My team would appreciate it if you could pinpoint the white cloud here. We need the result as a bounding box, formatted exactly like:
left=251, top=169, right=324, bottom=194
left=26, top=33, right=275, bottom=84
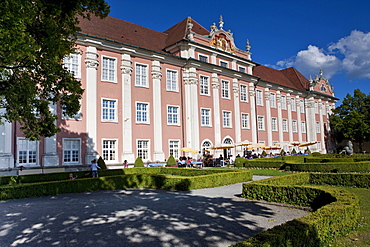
left=275, top=30, right=370, bottom=80
left=328, top=30, right=370, bottom=79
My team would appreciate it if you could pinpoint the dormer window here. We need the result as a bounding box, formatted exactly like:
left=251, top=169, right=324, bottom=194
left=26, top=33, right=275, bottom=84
left=220, top=61, right=228, bottom=68
left=320, top=84, right=327, bottom=92
left=199, top=54, right=208, bottom=63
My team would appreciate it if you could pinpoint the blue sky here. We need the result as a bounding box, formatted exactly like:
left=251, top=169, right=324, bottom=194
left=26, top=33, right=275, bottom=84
left=105, top=0, right=370, bottom=104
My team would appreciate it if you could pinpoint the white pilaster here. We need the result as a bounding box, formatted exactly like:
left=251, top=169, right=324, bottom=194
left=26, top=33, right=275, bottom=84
left=0, top=108, right=14, bottom=169
left=264, top=88, right=272, bottom=146
left=84, top=46, right=99, bottom=164
left=276, top=91, right=284, bottom=143
left=152, top=60, right=165, bottom=161
left=249, top=83, right=257, bottom=143
left=42, top=102, right=59, bottom=166
left=233, top=79, right=242, bottom=153
left=212, top=73, right=221, bottom=145
left=296, top=96, right=302, bottom=143
left=306, top=97, right=316, bottom=144
left=287, top=93, right=293, bottom=142
left=121, top=54, right=135, bottom=163
left=319, top=100, right=326, bottom=153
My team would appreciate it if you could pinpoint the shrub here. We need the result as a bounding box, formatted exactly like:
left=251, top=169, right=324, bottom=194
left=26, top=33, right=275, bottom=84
left=134, top=157, right=145, bottom=167
left=291, top=148, right=297, bottom=154
left=166, top=155, right=177, bottom=166
left=97, top=156, right=107, bottom=169
left=234, top=157, right=245, bottom=168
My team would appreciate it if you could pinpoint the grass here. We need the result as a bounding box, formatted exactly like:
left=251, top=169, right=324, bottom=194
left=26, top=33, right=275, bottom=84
left=329, top=188, right=370, bottom=247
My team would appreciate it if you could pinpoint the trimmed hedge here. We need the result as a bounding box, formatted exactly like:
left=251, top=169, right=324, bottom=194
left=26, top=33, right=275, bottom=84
left=309, top=173, right=370, bottom=188
left=283, top=161, right=370, bottom=173
left=0, top=168, right=253, bottom=200
left=234, top=173, right=363, bottom=246
left=304, top=157, right=354, bottom=163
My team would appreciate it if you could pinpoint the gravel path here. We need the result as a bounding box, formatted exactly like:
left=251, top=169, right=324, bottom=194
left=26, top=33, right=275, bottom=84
left=0, top=176, right=309, bottom=247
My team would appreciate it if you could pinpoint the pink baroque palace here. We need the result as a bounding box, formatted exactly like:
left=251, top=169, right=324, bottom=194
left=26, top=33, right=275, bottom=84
left=0, top=15, right=337, bottom=174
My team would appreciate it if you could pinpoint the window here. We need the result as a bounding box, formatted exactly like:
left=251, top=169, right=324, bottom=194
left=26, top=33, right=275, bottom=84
left=200, top=76, right=209, bottom=95
left=321, top=103, right=326, bottom=116
left=291, top=98, right=296, bottom=111
left=18, top=138, right=37, bottom=165
left=135, top=64, right=148, bottom=87
left=102, top=99, right=117, bottom=122
left=256, top=90, right=263, bottom=106
left=239, top=66, right=246, bottom=73
left=240, top=85, right=248, bottom=102
left=62, top=100, right=82, bottom=120
left=241, top=113, right=249, bottom=129
left=166, top=70, right=178, bottom=91
left=202, top=141, right=212, bottom=152
left=199, top=55, right=208, bottom=63
left=314, top=101, right=318, bottom=114
left=281, top=95, right=287, bottom=110
left=201, top=108, right=211, bottom=126
left=221, top=80, right=230, bottom=99
left=257, top=116, right=264, bottom=130
left=103, top=140, right=117, bottom=162
left=223, top=111, right=231, bottom=128
left=316, top=122, right=321, bottom=133
left=63, top=139, right=80, bottom=164
left=136, top=102, right=149, bottom=123
left=220, top=61, right=228, bottom=68
left=102, top=57, right=116, bottom=82
left=137, top=140, right=149, bottom=160
left=292, top=120, right=297, bottom=132
left=63, top=53, right=80, bottom=78
left=270, top=93, right=276, bottom=108
left=282, top=119, right=288, bottom=132
left=272, top=117, right=277, bottom=131
left=167, top=106, right=179, bottom=125
left=301, top=121, right=306, bottom=133
left=169, top=140, right=180, bottom=158
left=300, top=100, right=305, bottom=113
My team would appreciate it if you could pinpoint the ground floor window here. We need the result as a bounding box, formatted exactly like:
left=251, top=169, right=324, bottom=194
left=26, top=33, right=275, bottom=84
left=63, top=139, right=80, bottom=164
left=102, top=140, right=117, bottom=162
left=18, top=138, right=38, bottom=165
left=137, top=140, right=149, bottom=160
left=169, top=140, right=179, bottom=159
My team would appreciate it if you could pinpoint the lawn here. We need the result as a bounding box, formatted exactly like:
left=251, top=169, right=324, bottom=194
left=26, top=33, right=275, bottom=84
left=329, top=187, right=370, bottom=247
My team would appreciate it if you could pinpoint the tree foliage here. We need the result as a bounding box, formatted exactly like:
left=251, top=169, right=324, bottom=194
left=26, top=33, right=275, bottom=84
left=0, top=0, right=110, bottom=139
left=329, top=89, right=370, bottom=151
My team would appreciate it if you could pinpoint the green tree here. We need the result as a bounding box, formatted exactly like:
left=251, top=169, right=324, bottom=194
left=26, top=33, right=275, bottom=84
left=329, top=89, right=370, bottom=152
left=0, top=0, right=110, bottom=139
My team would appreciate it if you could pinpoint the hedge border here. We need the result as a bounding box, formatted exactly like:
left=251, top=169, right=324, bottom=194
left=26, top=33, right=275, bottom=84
left=233, top=173, right=364, bottom=246
left=0, top=168, right=253, bottom=200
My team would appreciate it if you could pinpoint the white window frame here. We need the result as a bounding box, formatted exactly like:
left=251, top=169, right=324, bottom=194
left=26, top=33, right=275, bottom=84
left=102, top=56, right=116, bottom=82
left=301, top=121, right=306, bottom=133
left=282, top=119, right=288, bottom=132
left=137, top=139, right=150, bottom=160
left=256, top=90, right=263, bottom=106
left=136, top=102, right=150, bottom=124
left=239, top=66, right=246, bottom=73
left=221, top=80, right=230, bottom=99
left=63, top=52, right=81, bottom=78
left=257, top=116, right=264, bottom=130
left=241, top=113, right=249, bottom=129
left=300, top=100, right=305, bottom=113
left=272, top=117, right=278, bottom=131
left=166, top=69, right=178, bottom=92
left=270, top=93, right=276, bottom=108
left=167, top=105, right=180, bottom=126
left=201, top=108, right=211, bottom=127
left=62, top=100, right=82, bottom=121
left=135, top=63, right=148, bottom=87
left=220, top=60, right=228, bottom=68
left=314, top=101, right=318, bottom=114
left=63, top=138, right=81, bottom=165
left=102, top=139, right=117, bottom=163
left=199, top=54, right=208, bottom=63
left=281, top=95, right=287, bottom=110
left=240, top=85, right=248, bottom=102
left=17, top=138, right=38, bottom=166
left=223, top=111, right=232, bottom=128
left=316, top=121, right=321, bottom=133
left=291, top=98, right=296, bottom=111
left=321, top=103, right=326, bottom=116
left=292, top=120, right=297, bottom=132
left=169, top=140, right=180, bottom=159
left=199, top=75, right=210, bottom=96
left=101, top=98, right=118, bottom=122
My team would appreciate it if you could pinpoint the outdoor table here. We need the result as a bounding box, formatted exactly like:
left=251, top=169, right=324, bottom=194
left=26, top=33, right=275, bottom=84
left=191, top=161, right=203, bottom=168
left=148, top=163, right=165, bottom=167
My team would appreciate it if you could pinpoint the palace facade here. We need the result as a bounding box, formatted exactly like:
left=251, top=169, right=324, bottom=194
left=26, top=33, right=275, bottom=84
left=0, top=15, right=337, bottom=170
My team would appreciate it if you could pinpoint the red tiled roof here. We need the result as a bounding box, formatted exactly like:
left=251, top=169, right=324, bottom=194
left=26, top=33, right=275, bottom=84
left=78, top=15, right=168, bottom=52
left=253, top=64, right=309, bottom=91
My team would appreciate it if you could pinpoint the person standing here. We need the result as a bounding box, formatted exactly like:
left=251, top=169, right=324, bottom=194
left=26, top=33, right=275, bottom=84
left=90, top=159, right=101, bottom=178
left=123, top=160, right=128, bottom=168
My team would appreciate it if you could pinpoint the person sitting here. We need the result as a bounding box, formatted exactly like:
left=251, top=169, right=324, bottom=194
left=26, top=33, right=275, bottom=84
left=68, top=173, right=77, bottom=180
left=186, top=157, right=193, bottom=168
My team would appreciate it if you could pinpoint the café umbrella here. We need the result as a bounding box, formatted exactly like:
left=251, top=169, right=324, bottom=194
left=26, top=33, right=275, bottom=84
left=180, top=147, right=197, bottom=153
